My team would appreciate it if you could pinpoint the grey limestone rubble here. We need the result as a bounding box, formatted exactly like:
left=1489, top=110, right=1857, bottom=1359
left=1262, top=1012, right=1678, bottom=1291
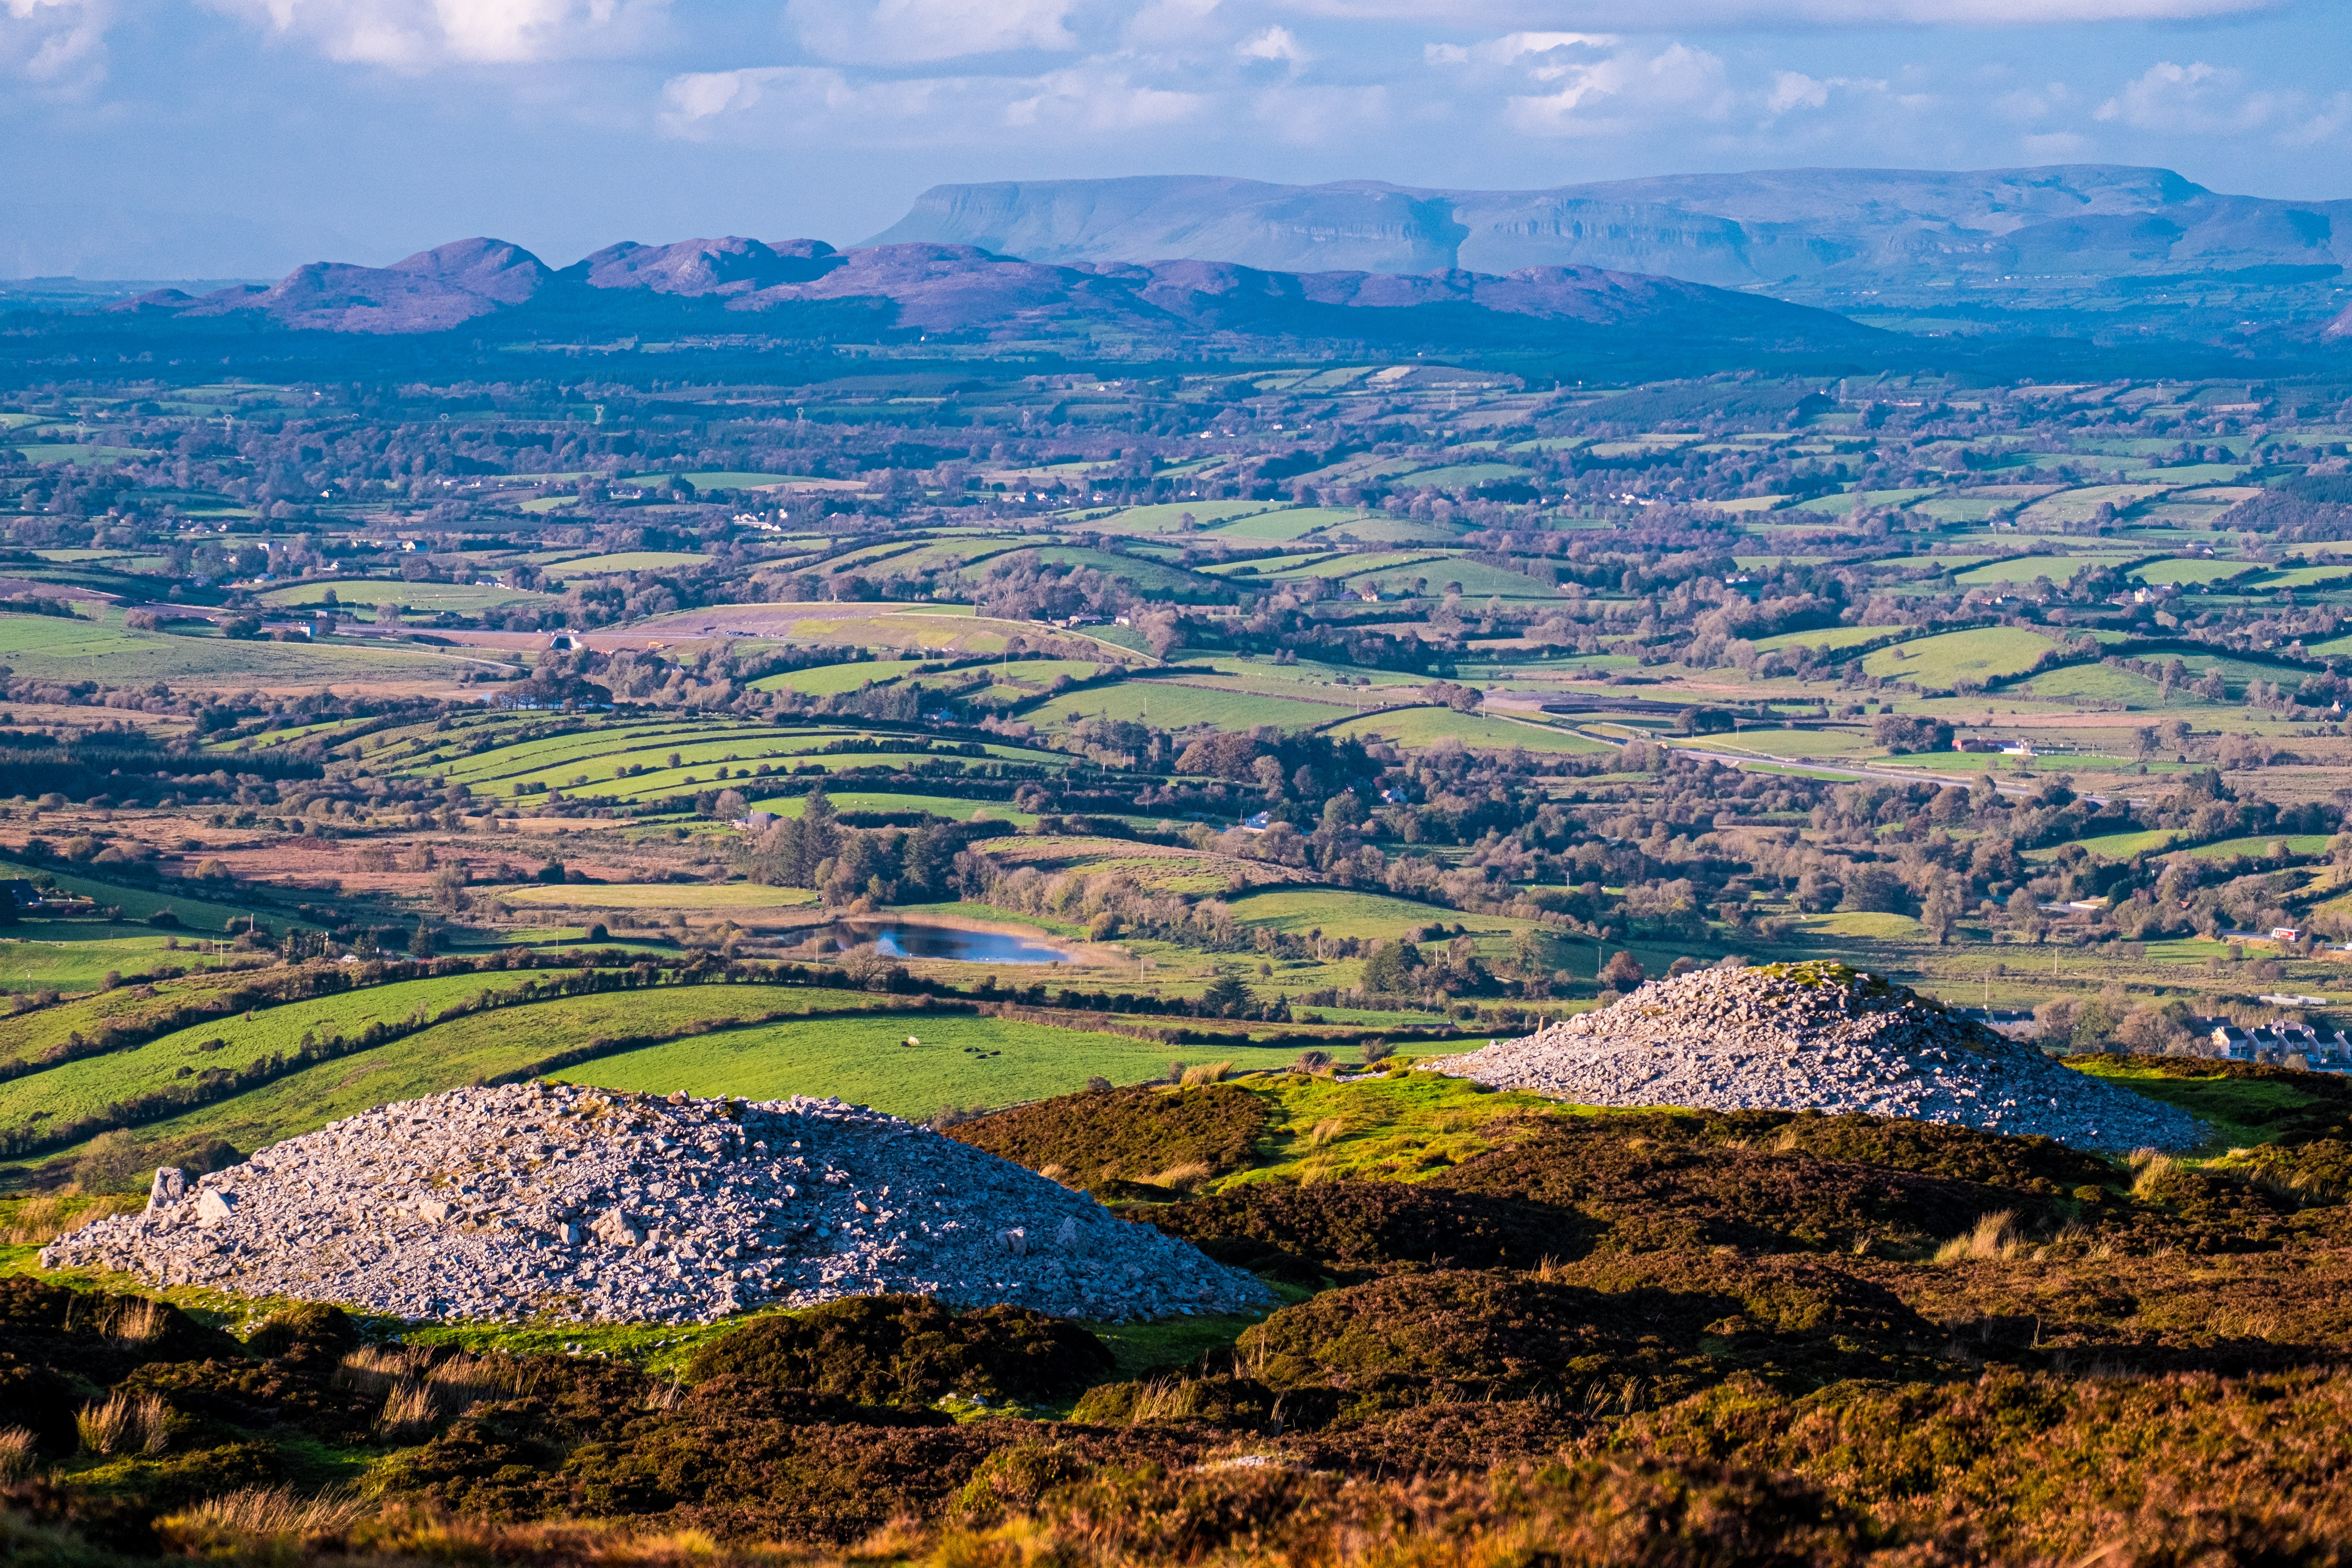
left=45, top=1083, right=1273, bottom=1326
left=1422, top=963, right=2204, bottom=1154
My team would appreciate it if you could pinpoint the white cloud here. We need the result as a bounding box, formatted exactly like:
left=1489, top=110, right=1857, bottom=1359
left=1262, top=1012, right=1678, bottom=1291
left=206, top=0, right=669, bottom=66
left=787, top=0, right=1081, bottom=64
left=1279, top=0, right=2280, bottom=23
left=1006, top=66, right=1205, bottom=127
left=2282, top=90, right=2352, bottom=147
left=2095, top=60, right=2278, bottom=132
left=1237, top=24, right=1305, bottom=62
left=1429, top=31, right=1613, bottom=67
left=1, top=0, right=108, bottom=88
left=1123, top=0, right=1219, bottom=46
left=1766, top=70, right=1827, bottom=113
left=1504, top=40, right=1727, bottom=137
left=1762, top=70, right=1885, bottom=117
left=659, top=58, right=1203, bottom=143
left=1991, top=81, right=2069, bottom=122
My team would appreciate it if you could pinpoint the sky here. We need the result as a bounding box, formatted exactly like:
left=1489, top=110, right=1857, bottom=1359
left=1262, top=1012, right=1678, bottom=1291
left=3, top=0, right=2349, bottom=278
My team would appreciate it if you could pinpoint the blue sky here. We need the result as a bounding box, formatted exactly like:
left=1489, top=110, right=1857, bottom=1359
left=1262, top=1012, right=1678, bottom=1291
left=3, top=0, right=2347, bottom=277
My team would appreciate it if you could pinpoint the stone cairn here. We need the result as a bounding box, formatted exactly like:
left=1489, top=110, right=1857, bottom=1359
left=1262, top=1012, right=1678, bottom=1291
left=47, top=1083, right=1273, bottom=1325
left=1423, top=962, right=2204, bottom=1153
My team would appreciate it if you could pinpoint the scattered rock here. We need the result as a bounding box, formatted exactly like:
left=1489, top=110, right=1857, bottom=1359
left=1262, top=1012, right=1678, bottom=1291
left=43, top=1084, right=1274, bottom=1326
left=1422, top=962, right=2202, bottom=1154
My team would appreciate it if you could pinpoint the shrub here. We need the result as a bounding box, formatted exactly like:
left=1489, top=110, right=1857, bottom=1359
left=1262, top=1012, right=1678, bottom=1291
left=948, top=1084, right=1269, bottom=1190
left=684, top=1295, right=1115, bottom=1407
left=1428, top=1118, right=2053, bottom=1257
left=1135, top=1181, right=1585, bottom=1285
left=245, top=1304, right=358, bottom=1361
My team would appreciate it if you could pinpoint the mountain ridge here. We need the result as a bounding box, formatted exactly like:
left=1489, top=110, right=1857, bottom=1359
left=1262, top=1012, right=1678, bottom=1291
left=87, top=234, right=1883, bottom=357
left=863, top=167, right=2352, bottom=327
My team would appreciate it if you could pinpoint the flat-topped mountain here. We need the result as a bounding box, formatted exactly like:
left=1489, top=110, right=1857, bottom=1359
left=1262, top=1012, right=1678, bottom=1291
left=866, top=166, right=2352, bottom=326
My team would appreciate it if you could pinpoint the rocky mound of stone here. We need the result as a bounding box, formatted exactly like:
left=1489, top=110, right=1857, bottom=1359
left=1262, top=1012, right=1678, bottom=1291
left=44, top=1084, right=1274, bottom=1326
left=1422, top=963, right=2202, bottom=1153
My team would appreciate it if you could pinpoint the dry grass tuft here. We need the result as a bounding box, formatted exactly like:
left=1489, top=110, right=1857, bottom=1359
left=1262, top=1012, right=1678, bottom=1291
left=1933, top=1210, right=2027, bottom=1263
left=2129, top=1151, right=2179, bottom=1199
left=105, top=1295, right=171, bottom=1343
left=1, top=1192, right=140, bottom=1245
left=0, top=1427, right=36, bottom=1481
left=160, top=1487, right=368, bottom=1552
left=1306, top=1117, right=1349, bottom=1149
left=1179, top=1061, right=1234, bottom=1087
left=376, top=1381, right=439, bottom=1440
left=343, top=1347, right=529, bottom=1437
left=77, top=1390, right=170, bottom=1455
left=1138, top=1161, right=1213, bottom=1194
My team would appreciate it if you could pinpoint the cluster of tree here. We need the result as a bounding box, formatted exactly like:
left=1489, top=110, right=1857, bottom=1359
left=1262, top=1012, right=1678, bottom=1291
left=736, top=790, right=1010, bottom=907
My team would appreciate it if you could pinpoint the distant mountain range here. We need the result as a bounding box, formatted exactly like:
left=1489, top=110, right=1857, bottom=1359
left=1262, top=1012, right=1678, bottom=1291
left=867, top=166, right=2352, bottom=337
left=80, top=235, right=1882, bottom=360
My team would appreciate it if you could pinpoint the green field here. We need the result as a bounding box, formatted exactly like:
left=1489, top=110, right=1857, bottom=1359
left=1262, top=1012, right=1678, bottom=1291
left=0, top=968, right=260, bottom=1066
left=0, top=980, right=890, bottom=1175
left=1052, top=681, right=1355, bottom=732
left=1227, top=887, right=1526, bottom=942
left=1862, top=627, right=2054, bottom=687
left=1399, top=463, right=1530, bottom=489
left=261, top=581, right=553, bottom=613
left=1689, top=728, right=1876, bottom=758
left=8, top=443, right=159, bottom=463
left=410, top=721, right=1039, bottom=800
left=0, top=969, right=545, bottom=1141
left=2258, top=564, right=2352, bottom=590
left=2072, top=827, right=2188, bottom=859
left=1206, top=507, right=1363, bottom=541
left=1751, top=625, right=1903, bottom=653
left=1951, top=556, right=2096, bottom=587
left=2187, top=834, right=2332, bottom=861
left=1336, top=558, right=1556, bottom=599
left=0, top=613, right=478, bottom=684
left=1321, top=517, right=1471, bottom=545
left=560, top=1014, right=1292, bottom=1119
left=1792, top=487, right=1937, bottom=514
left=1909, top=496, right=2008, bottom=522
left=415, top=718, right=753, bottom=780
left=1796, top=911, right=1925, bottom=940
left=556, top=551, right=712, bottom=574
left=0, top=932, right=254, bottom=996
left=749, top=659, right=926, bottom=695
left=1083, top=501, right=1276, bottom=534
left=0, top=860, right=298, bottom=934
left=744, top=791, right=1037, bottom=827
left=1321, top=707, right=1611, bottom=753
left=1013, top=547, right=1209, bottom=597
left=2131, top=558, right=2251, bottom=585
left=624, top=472, right=806, bottom=488
left=2014, top=485, right=2175, bottom=526
left=2014, top=663, right=2173, bottom=706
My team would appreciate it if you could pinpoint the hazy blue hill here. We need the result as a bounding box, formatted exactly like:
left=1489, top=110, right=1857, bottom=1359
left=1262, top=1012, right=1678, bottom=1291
left=62, top=235, right=1884, bottom=364
left=867, top=167, right=2352, bottom=335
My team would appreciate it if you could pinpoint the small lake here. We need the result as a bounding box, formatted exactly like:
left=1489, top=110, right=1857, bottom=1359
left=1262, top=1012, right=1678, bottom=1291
left=812, top=921, right=1073, bottom=965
